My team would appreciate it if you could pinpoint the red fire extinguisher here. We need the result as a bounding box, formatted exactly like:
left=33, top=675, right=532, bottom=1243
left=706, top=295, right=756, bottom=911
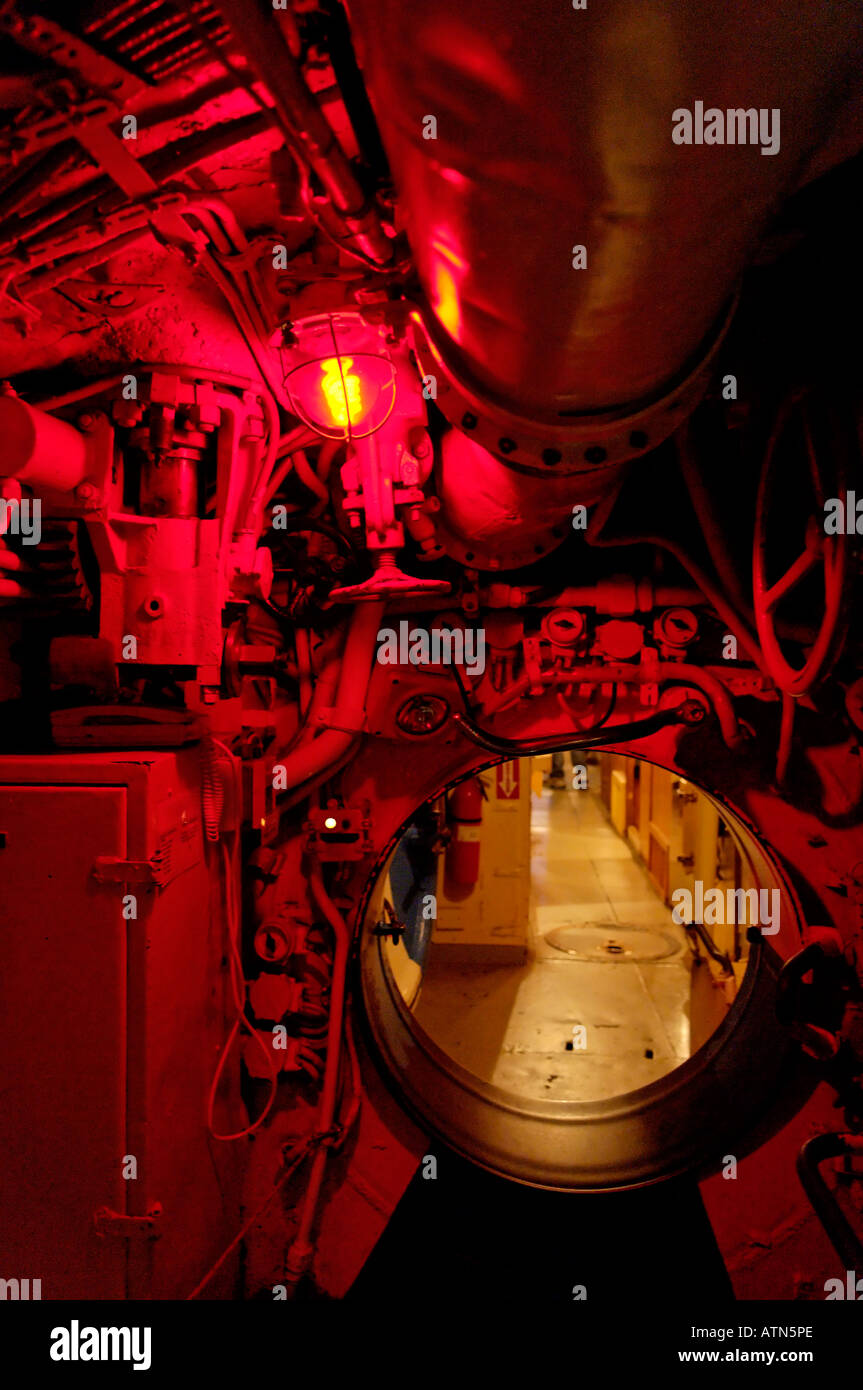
left=446, top=777, right=483, bottom=887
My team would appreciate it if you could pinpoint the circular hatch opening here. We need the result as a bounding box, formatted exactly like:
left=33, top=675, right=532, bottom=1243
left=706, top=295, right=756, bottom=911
left=360, top=751, right=804, bottom=1190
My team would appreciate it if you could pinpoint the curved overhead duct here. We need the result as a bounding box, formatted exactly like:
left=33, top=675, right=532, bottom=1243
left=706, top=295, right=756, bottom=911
left=344, top=0, right=863, bottom=423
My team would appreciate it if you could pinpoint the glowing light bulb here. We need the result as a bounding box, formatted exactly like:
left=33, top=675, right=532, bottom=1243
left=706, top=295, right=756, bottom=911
left=324, top=815, right=338, bottom=830
left=320, top=357, right=363, bottom=429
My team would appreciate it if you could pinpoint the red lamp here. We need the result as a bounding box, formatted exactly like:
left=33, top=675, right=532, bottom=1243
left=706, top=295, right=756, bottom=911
left=283, top=311, right=397, bottom=440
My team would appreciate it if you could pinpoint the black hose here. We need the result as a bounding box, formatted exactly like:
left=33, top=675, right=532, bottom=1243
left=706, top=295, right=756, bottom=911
left=262, top=517, right=358, bottom=560
left=451, top=700, right=706, bottom=757
left=685, top=920, right=734, bottom=976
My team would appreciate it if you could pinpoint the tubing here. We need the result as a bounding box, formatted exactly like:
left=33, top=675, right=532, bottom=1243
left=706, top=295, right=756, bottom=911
left=274, top=600, right=384, bottom=792
left=291, top=449, right=329, bottom=505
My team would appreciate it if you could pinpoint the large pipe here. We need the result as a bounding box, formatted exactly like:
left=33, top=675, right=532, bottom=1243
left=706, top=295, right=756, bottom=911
left=344, top=0, right=863, bottom=416
left=0, top=396, right=89, bottom=491
left=434, top=428, right=591, bottom=567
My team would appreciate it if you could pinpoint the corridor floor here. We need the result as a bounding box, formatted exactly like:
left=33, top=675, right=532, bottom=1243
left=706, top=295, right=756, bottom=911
left=412, top=770, right=694, bottom=1102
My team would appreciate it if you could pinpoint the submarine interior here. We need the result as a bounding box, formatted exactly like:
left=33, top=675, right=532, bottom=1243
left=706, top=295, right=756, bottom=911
left=1, top=0, right=863, bottom=1336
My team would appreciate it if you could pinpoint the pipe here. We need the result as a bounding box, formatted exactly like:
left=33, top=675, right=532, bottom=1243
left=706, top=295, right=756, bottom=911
left=537, top=585, right=706, bottom=613
left=0, top=478, right=30, bottom=603
left=14, top=229, right=151, bottom=301
left=434, top=429, right=598, bottom=566
left=274, top=600, right=384, bottom=791
left=586, top=502, right=769, bottom=677
left=0, top=195, right=191, bottom=292
left=345, top=0, right=863, bottom=415
left=35, top=364, right=272, bottom=414
left=215, top=0, right=393, bottom=266
left=0, top=396, right=89, bottom=491
left=776, top=691, right=796, bottom=787
left=291, top=449, right=329, bottom=505
left=797, top=1133, right=863, bottom=1271
left=296, top=654, right=340, bottom=747
left=0, top=112, right=274, bottom=251
left=283, top=864, right=352, bottom=1292
left=656, top=663, right=740, bottom=746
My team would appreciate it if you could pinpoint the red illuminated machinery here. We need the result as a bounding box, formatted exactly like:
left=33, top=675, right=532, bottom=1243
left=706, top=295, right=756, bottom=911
left=0, top=0, right=860, bottom=1305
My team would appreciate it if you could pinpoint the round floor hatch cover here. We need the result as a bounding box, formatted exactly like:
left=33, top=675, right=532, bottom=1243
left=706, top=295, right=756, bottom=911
left=544, top=923, right=681, bottom=962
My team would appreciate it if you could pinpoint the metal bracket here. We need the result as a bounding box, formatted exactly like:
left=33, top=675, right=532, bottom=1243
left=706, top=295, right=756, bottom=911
left=93, top=856, right=167, bottom=886
left=93, top=1205, right=162, bottom=1241
left=372, top=900, right=405, bottom=944
left=0, top=8, right=146, bottom=108
left=314, top=705, right=368, bottom=736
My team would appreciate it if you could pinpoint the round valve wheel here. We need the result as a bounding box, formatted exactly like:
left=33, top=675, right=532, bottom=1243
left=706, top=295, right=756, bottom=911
left=753, top=388, right=853, bottom=696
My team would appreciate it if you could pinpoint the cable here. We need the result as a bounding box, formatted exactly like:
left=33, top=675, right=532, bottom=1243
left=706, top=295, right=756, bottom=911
left=186, top=1142, right=313, bottom=1300
left=263, top=515, right=358, bottom=562
left=291, top=448, right=329, bottom=504
left=295, top=627, right=312, bottom=717
left=776, top=691, right=796, bottom=787
left=337, top=1009, right=363, bottom=1144
left=555, top=683, right=617, bottom=732
left=452, top=700, right=707, bottom=757
left=206, top=836, right=280, bottom=1143
left=261, top=427, right=321, bottom=515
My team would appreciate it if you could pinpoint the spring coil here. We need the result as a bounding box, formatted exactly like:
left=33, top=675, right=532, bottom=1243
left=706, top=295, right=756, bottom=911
left=201, top=739, right=227, bottom=842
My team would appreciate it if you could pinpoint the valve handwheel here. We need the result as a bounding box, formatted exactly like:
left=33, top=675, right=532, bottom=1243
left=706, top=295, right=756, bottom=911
left=753, top=388, right=853, bottom=696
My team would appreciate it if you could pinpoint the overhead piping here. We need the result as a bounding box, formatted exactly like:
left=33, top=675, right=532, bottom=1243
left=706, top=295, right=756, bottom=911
left=215, top=0, right=394, bottom=267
